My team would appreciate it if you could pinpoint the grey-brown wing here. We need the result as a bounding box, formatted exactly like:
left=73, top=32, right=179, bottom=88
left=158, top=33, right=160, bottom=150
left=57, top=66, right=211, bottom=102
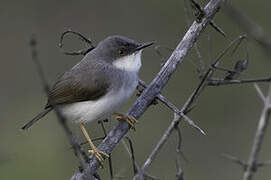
left=46, top=63, right=110, bottom=107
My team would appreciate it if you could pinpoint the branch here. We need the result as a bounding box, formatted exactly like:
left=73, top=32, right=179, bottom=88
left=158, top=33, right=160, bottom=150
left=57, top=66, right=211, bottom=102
left=29, top=37, right=95, bottom=179
left=208, top=77, right=271, bottom=86
left=136, top=34, right=245, bottom=177
left=190, top=0, right=226, bottom=37
left=175, top=124, right=185, bottom=180
left=221, top=153, right=246, bottom=169
left=121, top=138, right=159, bottom=180
left=59, top=30, right=95, bottom=56
left=139, top=113, right=181, bottom=174
left=222, top=5, right=271, bottom=179
left=139, top=80, right=205, bottom=135
left=243, top=84, right=271, bottom=180
left=71, top=0, right=224, bottom=179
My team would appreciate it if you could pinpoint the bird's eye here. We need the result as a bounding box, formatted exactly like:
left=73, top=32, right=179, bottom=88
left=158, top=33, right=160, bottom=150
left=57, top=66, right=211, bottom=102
left=118, top=49, right=125, bottom=55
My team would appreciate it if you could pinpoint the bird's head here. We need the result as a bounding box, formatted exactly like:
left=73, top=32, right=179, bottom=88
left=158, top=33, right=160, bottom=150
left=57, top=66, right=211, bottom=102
left=95, top=35, right=153, bottom=72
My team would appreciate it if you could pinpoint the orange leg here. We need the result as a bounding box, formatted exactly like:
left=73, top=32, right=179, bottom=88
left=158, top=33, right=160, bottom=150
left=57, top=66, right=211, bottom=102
left=79, top=123, right=108, bottom=166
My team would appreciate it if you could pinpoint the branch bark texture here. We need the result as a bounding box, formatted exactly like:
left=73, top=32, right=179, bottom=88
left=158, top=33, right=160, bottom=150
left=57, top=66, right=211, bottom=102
left=71, top=0, right=224, bottom=179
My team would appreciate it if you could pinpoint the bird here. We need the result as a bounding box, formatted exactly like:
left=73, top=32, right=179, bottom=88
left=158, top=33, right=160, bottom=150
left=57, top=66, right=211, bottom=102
left=21, top=35, right=153, bottom=165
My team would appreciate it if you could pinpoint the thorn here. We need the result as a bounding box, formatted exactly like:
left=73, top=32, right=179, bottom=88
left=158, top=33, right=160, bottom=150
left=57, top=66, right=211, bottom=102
left=190, top=0, right=226, bottom=37
left=190, top=0, right=205, bottom=22
left=180, top=112, right=206, bottom=136
left=254, top=83, right=266, bottom=103
left=184, top=104, right=197, bottom=114
left=221, top=153, right=247, bottom=168
left=210, top=20, right=226, bottom=37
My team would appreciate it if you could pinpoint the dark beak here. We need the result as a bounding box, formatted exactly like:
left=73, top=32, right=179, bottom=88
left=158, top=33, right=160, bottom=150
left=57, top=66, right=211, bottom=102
left=135, top=41, right=154, bottom=51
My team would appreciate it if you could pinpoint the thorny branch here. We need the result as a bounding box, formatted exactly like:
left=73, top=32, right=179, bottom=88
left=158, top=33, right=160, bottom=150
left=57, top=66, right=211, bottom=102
left=28, top=1, right=271, bottom=180
left=70, top=0, right=225, bottom=179
left=138, top=80, right=205, bottom=135
left=136, top=35, right=247, bottom=178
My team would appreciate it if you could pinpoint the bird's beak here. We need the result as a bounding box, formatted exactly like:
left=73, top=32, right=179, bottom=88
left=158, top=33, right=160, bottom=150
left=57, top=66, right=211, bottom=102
left=135, top=41, right=154, bottom=51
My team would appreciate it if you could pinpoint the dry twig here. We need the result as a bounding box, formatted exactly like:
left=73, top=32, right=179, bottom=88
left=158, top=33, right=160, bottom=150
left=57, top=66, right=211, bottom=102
left=135, top=34, right=246, bottom=178
left=29, top=37, right=96, bottom=179
left=243, top=83, right=271, bottom=180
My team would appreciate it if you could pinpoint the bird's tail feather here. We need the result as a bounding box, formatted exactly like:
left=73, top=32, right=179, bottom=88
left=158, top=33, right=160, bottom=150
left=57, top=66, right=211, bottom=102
left=21, top=107, right=53, bottom=130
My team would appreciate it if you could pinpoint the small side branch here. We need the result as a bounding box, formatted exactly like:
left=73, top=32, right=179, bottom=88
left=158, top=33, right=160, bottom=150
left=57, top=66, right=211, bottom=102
left=175, top=118, right=185, bottom=180
left=59, top=30, right=95, bottom=56
left=208, top=77, right=271, bottom=86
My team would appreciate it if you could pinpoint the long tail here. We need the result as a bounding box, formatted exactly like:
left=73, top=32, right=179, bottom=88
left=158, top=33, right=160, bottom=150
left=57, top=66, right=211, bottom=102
left=21, top=107, right=53, bottom=130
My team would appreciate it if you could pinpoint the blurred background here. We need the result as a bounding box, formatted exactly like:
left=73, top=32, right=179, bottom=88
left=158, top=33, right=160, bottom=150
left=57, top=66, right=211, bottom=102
left=1, top=0, right=271, bottom=179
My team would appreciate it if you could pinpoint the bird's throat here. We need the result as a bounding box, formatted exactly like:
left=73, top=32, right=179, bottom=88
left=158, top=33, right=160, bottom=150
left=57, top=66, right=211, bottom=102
left=112, top=50, right=142, bottom=72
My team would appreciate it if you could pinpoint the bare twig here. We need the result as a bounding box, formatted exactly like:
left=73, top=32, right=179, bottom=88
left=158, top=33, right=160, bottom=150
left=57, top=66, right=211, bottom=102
left=140, top=113, right=181, bottom=174
left=59, top=30, right=95, bottom=56
left=98, top=120, right=114, bottom=180
left=138, top=80, right=205, bottom=135
left=243, top=84, right=271, bottom=180
left=221, top=153, right=246, bottom=169
left=175, top=122, right=185, bottom=180
left=29, top=36, right=93, bottom=179
left=221, top=4, right=271, bottom=179
left=121, top=139, right=159, bottom=180
left=208, top=77, right=271, bottom=86
left=125, top=137, right=138, bottom=176
left=138, top=34, right=245, bottom=176
left=70, top=1, right=224, bottom=179
left=254, top=83, right=266, bottom=103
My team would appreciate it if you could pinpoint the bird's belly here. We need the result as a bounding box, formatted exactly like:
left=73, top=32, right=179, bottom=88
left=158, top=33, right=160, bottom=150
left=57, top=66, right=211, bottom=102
left=59, top=81, right=137, bottom=123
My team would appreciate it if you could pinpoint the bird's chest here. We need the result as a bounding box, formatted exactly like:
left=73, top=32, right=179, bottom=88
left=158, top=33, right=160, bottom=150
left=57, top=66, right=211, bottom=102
left=114, top=72, right=138, bottom=100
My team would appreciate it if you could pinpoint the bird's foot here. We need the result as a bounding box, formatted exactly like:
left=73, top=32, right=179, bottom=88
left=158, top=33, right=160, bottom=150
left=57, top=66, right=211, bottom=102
left=79, top=123, right=109, bottom=167
left=88, top=149, right=109, bottom=167
left=114, top=112, right=138, bottom=130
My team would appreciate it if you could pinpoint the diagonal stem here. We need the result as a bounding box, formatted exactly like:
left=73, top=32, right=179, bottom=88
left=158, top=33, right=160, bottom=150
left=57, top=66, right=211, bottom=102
left=243, top=84, right=271, bottom=180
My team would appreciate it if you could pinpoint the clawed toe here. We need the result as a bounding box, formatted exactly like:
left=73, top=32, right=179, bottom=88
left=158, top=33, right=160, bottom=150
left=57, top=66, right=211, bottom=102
left=115, top=113, right=138, bottom=130
left=88, top=149, right=109, bottom=167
